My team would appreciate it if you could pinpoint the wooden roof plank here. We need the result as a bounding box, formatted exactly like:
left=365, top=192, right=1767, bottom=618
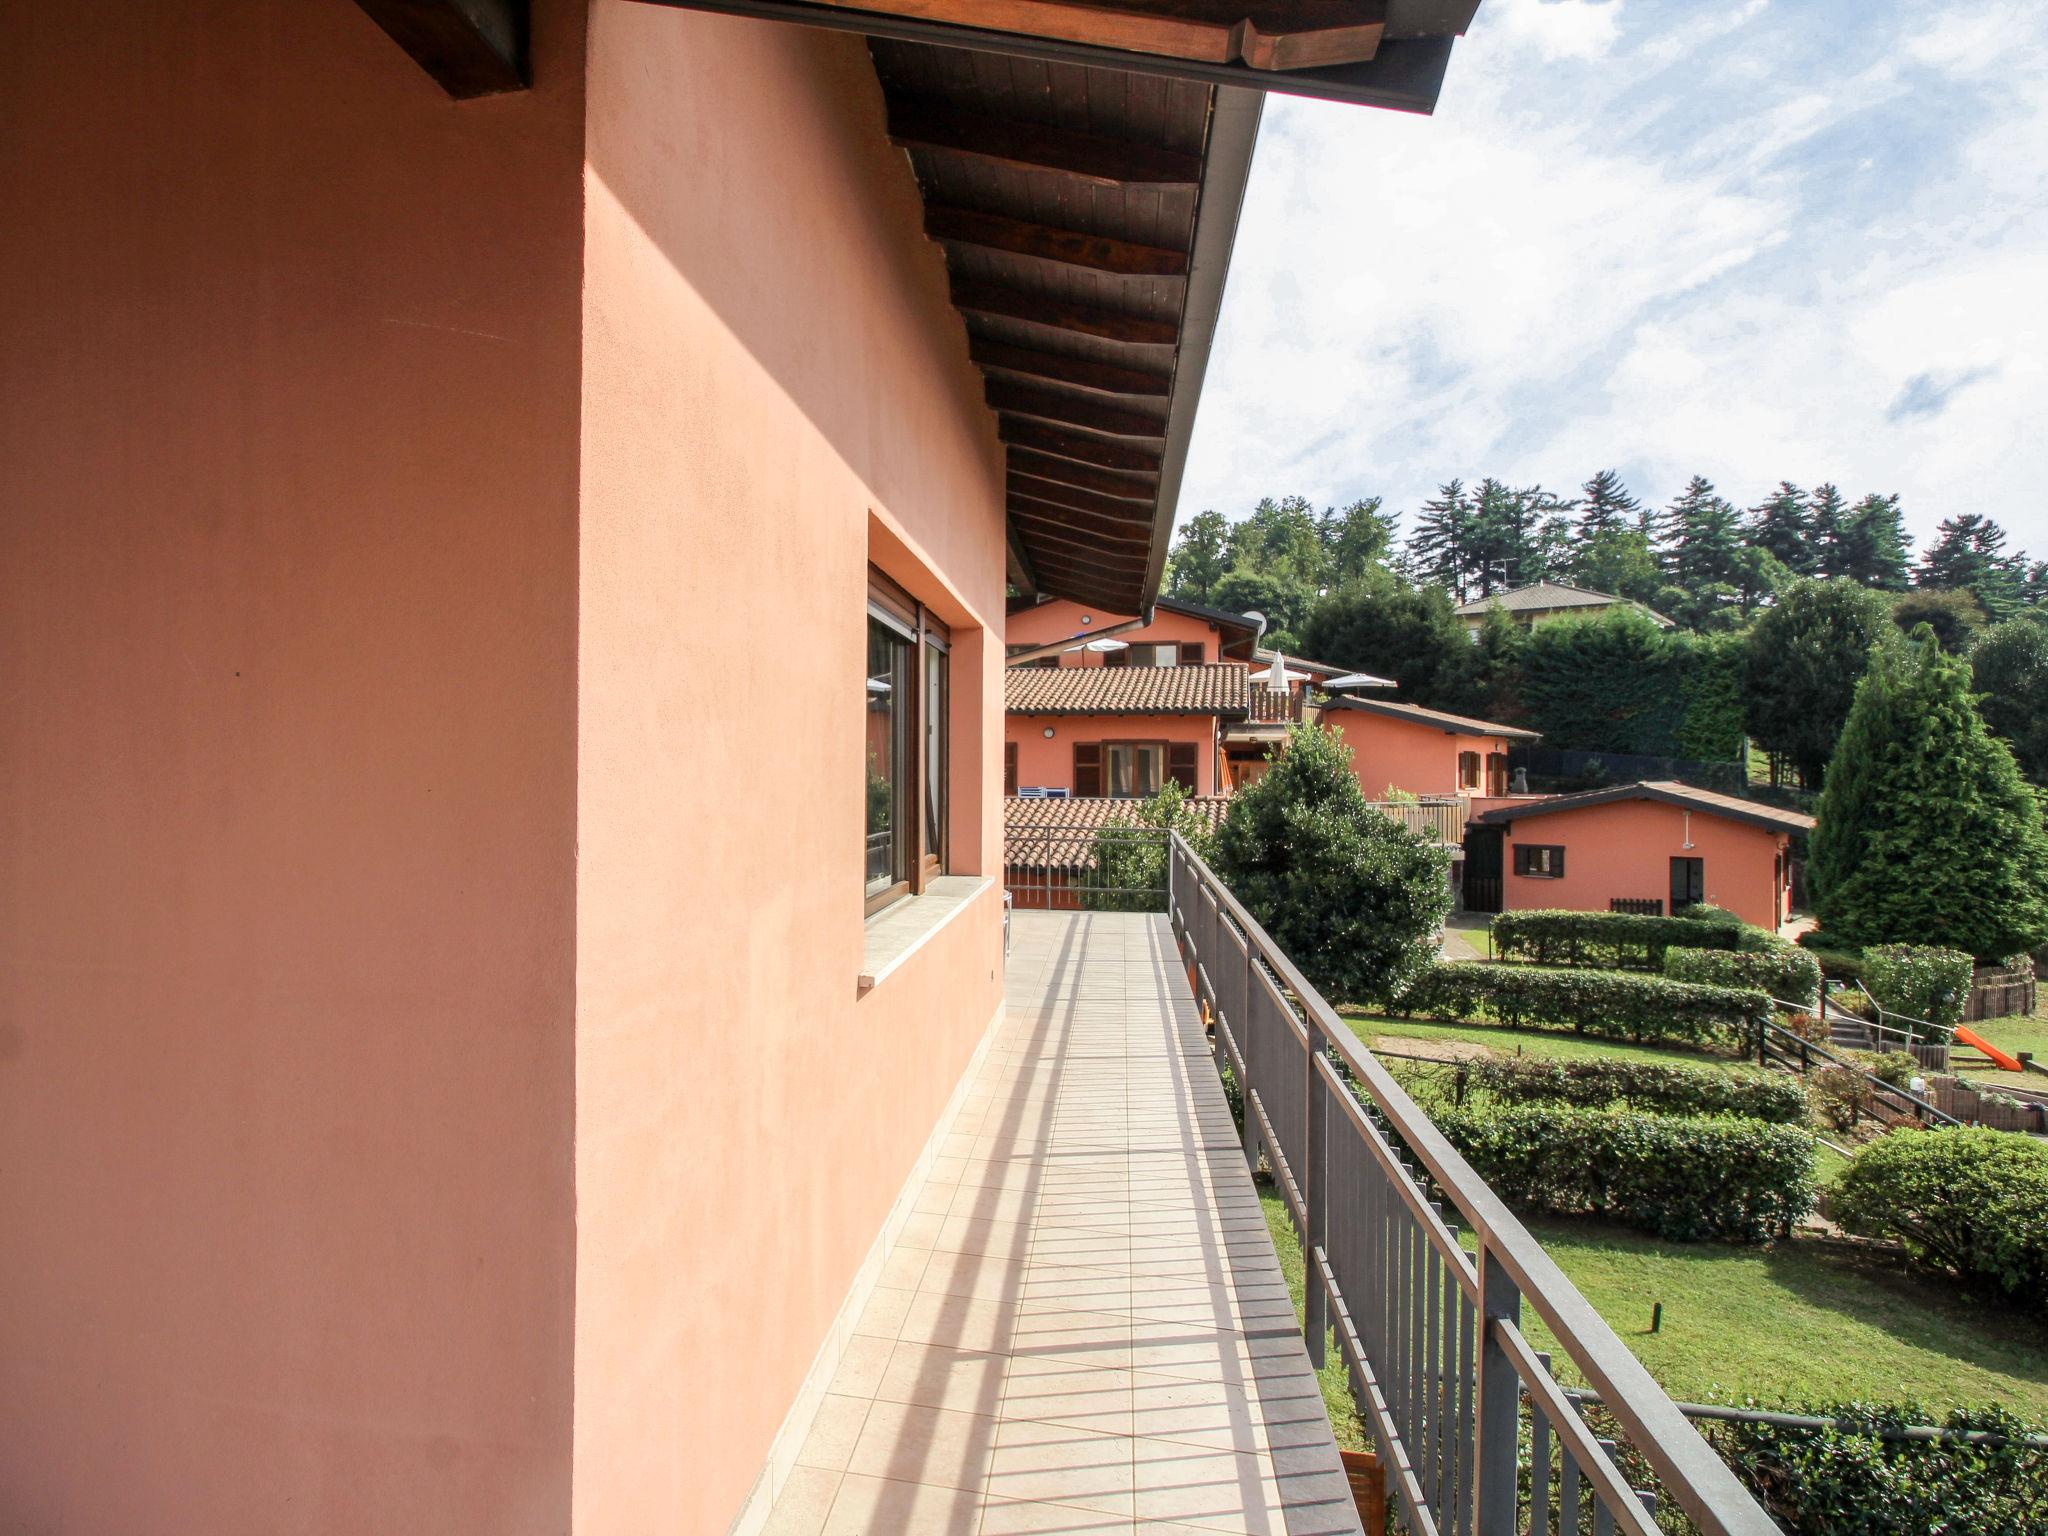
left=951, top=280, right=1179, bottom=345
left=987, top=379, right=1166, bottom=438
left=926, top=203, right=1189, bottom=276
left=1000, top=417, right=1165, bottom=472
left=1007, top=448, right=1160, bottom=501
left=887, top=97, right=1202, bottom=186
left=971, top=337, right=1172, bottom=397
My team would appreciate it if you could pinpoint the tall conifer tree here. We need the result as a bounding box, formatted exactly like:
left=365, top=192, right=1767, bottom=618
left=1840, top=492, right=1913, bottom=590
left=1808, top=483, right=1850, bottom=578
left=1575, top=469, right=1640, bottom=540
left=1406, top=480, right=1476, bottom=599
left=1747, top=482, right=1814, bottom=575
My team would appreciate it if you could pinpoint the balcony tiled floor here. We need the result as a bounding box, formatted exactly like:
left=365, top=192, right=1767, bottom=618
left=765, top=911, right=1360, bottom=1536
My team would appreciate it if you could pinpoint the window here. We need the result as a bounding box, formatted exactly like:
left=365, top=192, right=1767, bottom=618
left=1102, top=643, right=1178, bottom=668
left=1178, top=641, right=1205, bottom=664
left=1485, top=752, right=1509, bottom=797
left=1458, top=751, right=1481, bottom=791
left=1514, top=844, right=1565, bottom=878
left=865, top=568, right=950, bottom=916
left=1004, top=741, right=1018, bottom=796
left=1074, top=740, right=1187, bottom=797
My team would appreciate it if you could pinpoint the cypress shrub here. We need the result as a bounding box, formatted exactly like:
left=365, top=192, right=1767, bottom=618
left=1666, top=945, right=1823, bottom=1008
left=1491, top=908, right=1743, bottom=969
left=1429, top=1102, right=1815, bottom=1241
left=1830, top=1128, right=2048, bottom=1309
left=1456, top=1056, right=1807, bottom=1123
left=1393, top=961, right=1767, bottom=1047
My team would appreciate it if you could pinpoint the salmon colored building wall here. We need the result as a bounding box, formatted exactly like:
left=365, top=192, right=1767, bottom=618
left=1010, top=596, right=1243, bottom=664
left=1009, top=712, right=1220, bottom=796
left=2, top=3, right=1006, bottom=1533
left=574, top=8, right=1005, bottom=1533
left=1497, top=800, right=1792, bottom=930
left=1325, top=712, right=1516, bottom=800
left=0, top=1, right=588, bottom=1529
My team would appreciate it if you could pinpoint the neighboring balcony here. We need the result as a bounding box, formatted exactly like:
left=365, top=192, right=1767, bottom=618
left=1364, top=797, right=1469, bottom=849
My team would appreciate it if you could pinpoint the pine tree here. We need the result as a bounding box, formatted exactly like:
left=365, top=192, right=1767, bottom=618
left=1319, top=497, right=1398, bottom=587
left=2022, top=560, right=2048, bottom=608
left=1839, top=492, right=1913, bottom=590
left=1661, top=475, right=1745, bottom=592
left=1808, top=627, right=2048, bottom=957
left=1808, top=483, right=1851, bottom=578
left=1406, top=479, right=1476, bottom=599
left=1575, top=469, right=1639, bottom=541
left=1747, top=482, right=1814, bottom=575
left=1918, top=513, right=2024, bottom=617
left=1467, top=478, right=1553, bottom=594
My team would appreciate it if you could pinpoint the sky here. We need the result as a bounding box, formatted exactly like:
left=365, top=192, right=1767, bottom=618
left=1176, top=0, right=2048, bottom=561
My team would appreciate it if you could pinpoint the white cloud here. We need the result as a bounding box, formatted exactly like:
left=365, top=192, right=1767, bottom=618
left=1179, top=0, right=2048, bottom=556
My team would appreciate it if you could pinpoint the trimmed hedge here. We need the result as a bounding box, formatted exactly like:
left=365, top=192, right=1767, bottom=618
left=1429, top=1102, right=1816, bottom=1241
left=1666, top=945, right=1823, bottom=1007
left=1709, top=1402, right=2048, bottom=1536
left=1454, top=1056, right=1808, bottom=1123
left=1491, top=908, right=1743, bottom=969
left=1831, top=1127, right=2048, bottom=1310
left=1862, top=943, right=1974, bottom=1027
left=1393, top=961, right=1769, bottom=1047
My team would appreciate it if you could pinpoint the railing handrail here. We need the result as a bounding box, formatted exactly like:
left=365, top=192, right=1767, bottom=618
left=1757, top=1008, right=1964, bottom=1128
left=1168, top=833, right=1781, bottom=1536
left=1845, top=978, right=1955, bottom=1045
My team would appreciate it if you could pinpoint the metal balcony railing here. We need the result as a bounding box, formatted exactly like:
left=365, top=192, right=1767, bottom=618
left=1167, top=834, right=1781, bottom=1536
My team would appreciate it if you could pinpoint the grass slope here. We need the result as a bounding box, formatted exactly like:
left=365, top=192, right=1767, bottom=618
left=1342, top=1010, right=1746, bottom=1069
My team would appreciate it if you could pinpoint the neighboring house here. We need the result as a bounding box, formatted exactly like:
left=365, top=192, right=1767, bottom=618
left=1454, top=581, right=1674, bottom=632
left=1005, top=792, right=1228, bottom=909
left=1321, top=695, right=1540, bottom=802
left=1465, top=781, right=1814, bottom=929
left=2, top=4, right=1486, bottom=1531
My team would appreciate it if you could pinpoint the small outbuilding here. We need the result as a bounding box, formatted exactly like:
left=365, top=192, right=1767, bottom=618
left=1465, top=781, right=1814, bottom=930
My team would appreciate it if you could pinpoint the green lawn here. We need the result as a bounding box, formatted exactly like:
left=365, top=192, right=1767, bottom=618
left=1508, top=1217, right=2048, bottom=1417
left=1341, top=1009, right=1747, bottom=1070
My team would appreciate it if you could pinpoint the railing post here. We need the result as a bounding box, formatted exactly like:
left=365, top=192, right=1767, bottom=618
left=1304, top=1019, right=1328, bottom=1368
left=1240, top=933, right=1259, bottom=1171
left=1473, top=1243, right=1522, bottom=1536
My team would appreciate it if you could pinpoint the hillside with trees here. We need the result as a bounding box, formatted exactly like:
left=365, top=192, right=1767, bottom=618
left=1163, top=472, right=2048, bottom=791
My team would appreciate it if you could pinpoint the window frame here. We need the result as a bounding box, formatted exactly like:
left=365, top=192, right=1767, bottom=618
left=1458, top=750, right=1481, bottom=791
left=1513, top=843, right=1566, bottom=879
left=864, top=567, right=953, bottom=919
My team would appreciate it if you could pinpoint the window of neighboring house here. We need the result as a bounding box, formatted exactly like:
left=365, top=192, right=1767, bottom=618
left=1485, top=752, right=1509, bottom=797
left=1178, top=642, right=1205, bottom=664
left=1075, top=740, right=1176, bottom=797
left=1514, top=844, right=1565, bottom=878
left=1014, top=655, right=1058, bottom=669
left=1004, top=741, right=1018, bottom=796
left=1458, top=751, right=1481, bottom=791
left=1103, top=643, right=1178, bottom=668
left=1671, top=856, right=1704, bottom=911
left=865, top=567, right=950, bottom=916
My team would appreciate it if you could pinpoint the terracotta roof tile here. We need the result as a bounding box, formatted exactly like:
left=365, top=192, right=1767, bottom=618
left=1472, top=780, right=1814, bottom=834
left=1006, top=662, right=1249, bottom=717
left=1004, top=794, right=1228, bottom=870
left=1324, top=695, right=1540, bottom=741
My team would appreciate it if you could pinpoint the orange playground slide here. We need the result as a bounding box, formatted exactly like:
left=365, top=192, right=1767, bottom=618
left=1955, top=1025, right=2025, bottom=1072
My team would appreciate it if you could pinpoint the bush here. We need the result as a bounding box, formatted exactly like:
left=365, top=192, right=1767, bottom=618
left=1809, top=1064, right=1874, bottom=1134
left=1861, top=943, right=1974, bottom=1027
left=1428, top=1102, right=1815, bottom=1241
left=1712, top=1401, right=2048, bottom=1536
left=1675, top=902, right=1740, bottom=924
left=1491, top=909, right=1743, bottom=969
left=1453, top=1056, right=1807, bottom=1123
left=1082, top=780, right=1212, bottom=914
left=1393, top=961, right=1768, bottom=1048
left=1831, top=1128, right=2048, bottom=1309
left=1666, top=945, right=1823, bottom=1007
left=1212, top=723, right=1451, bottom=1006
left=1797, top=931, right=1867, bottom=982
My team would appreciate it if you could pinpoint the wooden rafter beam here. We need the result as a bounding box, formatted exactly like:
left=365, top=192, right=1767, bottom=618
left=987, top=380, right=1166, bottom=439
left=1015, top=538, right=1151, bottom=575
left=1010, top=501, right=1154, bottom=548
left=1009, top=488, right=1154, bottom=535
left=1008, top=473, right=1157, bottom=523
left=1000, top=418, right=1164, bottom=473
left=887, top=98, right=1202, bottom=187
left=926, top=205, right=1188, bottom=277
left=951, top=282, right=1179, bottom=346
left=970, top=337, right=1172, bottom=399
left=349, top=0, right=527, bottom=96
left=796, top=1, right=1385, bottom=72
left=1007, top=448, right=1159, bottom=502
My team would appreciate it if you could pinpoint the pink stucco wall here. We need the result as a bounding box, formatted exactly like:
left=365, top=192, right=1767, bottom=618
left=1008, top=712, right=1220, bottom=796
left=0, top=1, right=588, bottom=1529
left=3, top=3, right=1009, bottom=1533
left=575, top=8, right=1006, bottom=1534
left=1498, top=799, right=1792, bottom=929
left=1009, top=596, right=1243, bottom=664
left=1325, top=711, right=1516, bottom=800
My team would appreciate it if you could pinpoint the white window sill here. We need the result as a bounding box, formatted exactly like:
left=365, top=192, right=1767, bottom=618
left=860, top=876, right=992, bottom=993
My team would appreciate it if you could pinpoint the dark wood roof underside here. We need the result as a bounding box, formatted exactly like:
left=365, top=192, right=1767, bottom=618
left=869, top=37, right=1215, bottom=613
